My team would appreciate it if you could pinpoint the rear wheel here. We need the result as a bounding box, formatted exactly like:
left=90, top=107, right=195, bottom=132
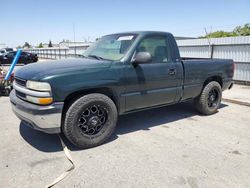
left=63, top=93, right=118, bottom=149
left=194, top=81, right=222, bottom=115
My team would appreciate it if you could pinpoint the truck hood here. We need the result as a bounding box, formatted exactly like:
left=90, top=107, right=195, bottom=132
left=15, top=58, right=112, bottom=80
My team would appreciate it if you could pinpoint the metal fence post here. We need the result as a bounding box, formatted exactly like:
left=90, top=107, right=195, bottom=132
left=210, top=44, right=214, bottom=59
left=59, top=48, right=61, bottom=59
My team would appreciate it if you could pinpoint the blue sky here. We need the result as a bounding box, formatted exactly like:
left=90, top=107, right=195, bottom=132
left=1, top=0, right=250, bottom=47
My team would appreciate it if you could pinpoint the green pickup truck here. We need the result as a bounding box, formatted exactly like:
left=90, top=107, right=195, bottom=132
left=10, top=31, right=234, bottom=148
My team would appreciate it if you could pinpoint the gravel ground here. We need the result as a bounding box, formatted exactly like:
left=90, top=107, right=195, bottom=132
left=0, top=96, right=250, bottom=188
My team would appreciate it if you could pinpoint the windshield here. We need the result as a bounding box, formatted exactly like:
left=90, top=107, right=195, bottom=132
left=83, top=34, right=137, bottom=61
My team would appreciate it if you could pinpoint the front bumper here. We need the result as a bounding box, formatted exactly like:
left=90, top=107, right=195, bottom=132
left=10, top=90, right=64, bottom=134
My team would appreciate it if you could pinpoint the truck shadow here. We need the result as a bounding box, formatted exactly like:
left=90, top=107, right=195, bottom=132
left=112, top=102, right=228, bottom=139
left=19, top=101, right=228, bottom=152
left=19, top=124, right=62, bottom=152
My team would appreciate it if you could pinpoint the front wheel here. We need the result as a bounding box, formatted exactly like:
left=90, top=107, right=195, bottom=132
left=194, top=81, right=222, bottom=115
left=62, top=93, right=118, bottom=149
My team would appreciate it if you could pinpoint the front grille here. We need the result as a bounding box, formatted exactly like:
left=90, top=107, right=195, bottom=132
left=15, top=90, right=26, bottom=99
left=15, top=77, right=26, bottom=87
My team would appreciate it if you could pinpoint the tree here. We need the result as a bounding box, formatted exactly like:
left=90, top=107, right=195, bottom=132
left=23, top=42, right=31, bottom=48
left=48, top=40, right=53, bottom=47
left=200, top=23, right=250, bottom=38
left=201, top=31, right=236, bottom=38
left=37, top=43, right=43, bottom=48
left=233, top=24, right=250, bottom=36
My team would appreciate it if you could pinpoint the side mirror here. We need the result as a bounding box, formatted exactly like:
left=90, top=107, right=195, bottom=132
left=132, top=52, right=152, bottom=65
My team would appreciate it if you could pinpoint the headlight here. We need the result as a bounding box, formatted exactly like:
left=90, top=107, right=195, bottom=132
left=26, top=80, right=51, bottom=91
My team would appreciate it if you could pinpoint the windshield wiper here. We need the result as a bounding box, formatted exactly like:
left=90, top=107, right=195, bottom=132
left=87, top=55, right=104, bottom=60
left=77, top=54, right=87, bottom=58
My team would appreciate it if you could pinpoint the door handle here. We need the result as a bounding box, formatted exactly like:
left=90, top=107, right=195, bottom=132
left=168, top=68, right=176, bottom=76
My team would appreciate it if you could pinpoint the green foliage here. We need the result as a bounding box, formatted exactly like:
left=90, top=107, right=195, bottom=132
left=37, top=43, right=43, bottom=48
left=23, top=42, right=31, bottom=48
left=48, top=40, right=53, bottom=47
left=200, top=23, right=250, bottom=38
left=233, top=24, right=250, bottom=36
left=201, top=31, right=237, bottom=38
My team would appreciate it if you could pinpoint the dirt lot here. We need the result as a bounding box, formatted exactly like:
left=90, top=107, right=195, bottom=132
left=0, top=96, right=250, bottom=188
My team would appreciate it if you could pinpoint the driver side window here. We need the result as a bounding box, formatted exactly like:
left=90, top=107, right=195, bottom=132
left=137, top=36, right=169, bottom=63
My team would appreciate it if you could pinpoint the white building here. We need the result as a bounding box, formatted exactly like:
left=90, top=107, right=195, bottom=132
left=59, top=40, right=93, bottom=55
left=0, top=43, right=7, bottom=49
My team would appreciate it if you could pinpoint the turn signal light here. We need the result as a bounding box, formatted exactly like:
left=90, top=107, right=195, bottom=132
left=39, top=97, right=53, bottom=105
left=26, top=95, right=53, bottom=105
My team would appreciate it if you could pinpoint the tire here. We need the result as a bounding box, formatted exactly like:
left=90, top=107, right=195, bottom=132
left=194, top=81, right=222, bottom=115
left=62, top=93, right=118, bottom=149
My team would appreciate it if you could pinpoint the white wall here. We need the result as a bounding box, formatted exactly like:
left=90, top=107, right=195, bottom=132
left=177, top=36, right=250, bottom=81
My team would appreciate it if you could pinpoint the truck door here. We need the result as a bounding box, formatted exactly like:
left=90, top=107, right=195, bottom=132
left=125, top=35, right=180, bottom=111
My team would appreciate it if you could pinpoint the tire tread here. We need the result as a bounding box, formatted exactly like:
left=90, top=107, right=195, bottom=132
left=194, top=81, right=222, bottom=115
left=63, top=93, right=117, bottom=149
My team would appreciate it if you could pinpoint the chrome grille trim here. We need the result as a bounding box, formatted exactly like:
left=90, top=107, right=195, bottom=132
left=13, top=82, right=51, bottom=97
left=15, top=77, right=26, bottom=87
left=15, top=90, right=26, bottom=100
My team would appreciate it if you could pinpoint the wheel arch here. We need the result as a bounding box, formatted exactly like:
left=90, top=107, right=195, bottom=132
left=62, top=87, right=119, bottom=116
left=203, top=75, right=223, bottom=88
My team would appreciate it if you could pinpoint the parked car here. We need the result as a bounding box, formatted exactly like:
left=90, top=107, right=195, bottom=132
left=10, top=31, right=234, bottom=149
left=0, top=48, right=14, bottom=55
left=0, top=51, right=38, bottom=65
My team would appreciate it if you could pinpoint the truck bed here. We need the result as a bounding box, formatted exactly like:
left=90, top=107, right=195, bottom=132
left=180, top=58, right=234, bottom=101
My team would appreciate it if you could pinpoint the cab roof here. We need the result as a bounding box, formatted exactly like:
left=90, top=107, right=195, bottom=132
left=104, top=31, right=172, bottom=37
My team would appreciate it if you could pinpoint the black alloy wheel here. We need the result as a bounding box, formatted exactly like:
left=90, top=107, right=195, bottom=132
left=78, top=104, right=108, bottom=136
left=207, top=87, right=220, bottom=108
